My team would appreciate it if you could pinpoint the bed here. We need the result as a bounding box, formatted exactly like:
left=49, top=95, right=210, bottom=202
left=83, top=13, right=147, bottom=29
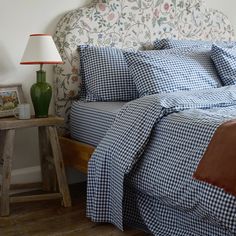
left=53, top=0, right=236, bottom=235
left=54, top=0, right=234, bottom=173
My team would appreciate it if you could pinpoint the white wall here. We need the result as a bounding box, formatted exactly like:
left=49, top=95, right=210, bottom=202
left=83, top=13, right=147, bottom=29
left=0, top=0, right=235, bottom=181
left=0, top=0, right=92, bottom=172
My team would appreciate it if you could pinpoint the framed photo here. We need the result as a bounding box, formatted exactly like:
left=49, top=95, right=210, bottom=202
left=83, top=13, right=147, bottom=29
left=0, top=84, right=25, bottom=118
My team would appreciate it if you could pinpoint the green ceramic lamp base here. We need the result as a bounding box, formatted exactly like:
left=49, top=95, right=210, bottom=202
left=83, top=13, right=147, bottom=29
left=31, top=68, right=52, bottom=118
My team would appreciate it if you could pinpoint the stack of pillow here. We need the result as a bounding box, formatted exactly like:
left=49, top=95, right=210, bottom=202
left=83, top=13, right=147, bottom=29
left=154, top=39, right=236, bottom=87
left=78, top=38, right=236, bottom=102
left=211, top=44, right=236, bottom=86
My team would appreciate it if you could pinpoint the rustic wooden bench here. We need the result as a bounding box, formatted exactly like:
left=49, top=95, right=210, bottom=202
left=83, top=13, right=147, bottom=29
left=0, top=116, right=71, bottom=216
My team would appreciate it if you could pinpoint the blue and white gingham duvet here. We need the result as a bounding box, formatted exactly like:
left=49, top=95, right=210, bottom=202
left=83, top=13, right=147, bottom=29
left=87, top=86, right=236, bottom=236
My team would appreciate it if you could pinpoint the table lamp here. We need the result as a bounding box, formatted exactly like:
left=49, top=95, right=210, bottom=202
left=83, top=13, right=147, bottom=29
left=20, top=34, right=63, bottom=118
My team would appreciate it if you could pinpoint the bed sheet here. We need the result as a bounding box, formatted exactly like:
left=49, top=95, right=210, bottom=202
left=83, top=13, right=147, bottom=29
left=70, top=101, right=126, bottom=146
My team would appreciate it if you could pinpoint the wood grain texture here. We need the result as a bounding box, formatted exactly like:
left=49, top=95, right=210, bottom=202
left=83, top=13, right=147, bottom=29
left=38, top=126, right=57, bottom=192
left=48, top=127, right=71, bottom=207
left=59, top=136, right=95, bottom=174
left=1, top=129, right=15, bottom=216
left=0, top=116, right=64, bottom=130
left=0, top=183, right=149, bottom=236
left=0, top=130, right=6, bottom=166
left=0, top=182, right=42, bottom=191
left=10, top=193, right=62, bottom=203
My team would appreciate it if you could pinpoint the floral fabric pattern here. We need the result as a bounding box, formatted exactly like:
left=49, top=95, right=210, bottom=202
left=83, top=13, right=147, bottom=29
left=53, top=0, right=234, bottom=131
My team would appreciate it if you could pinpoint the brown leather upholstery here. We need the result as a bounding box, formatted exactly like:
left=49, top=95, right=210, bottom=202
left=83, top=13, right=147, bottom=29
left=194, top=120, right=236, bottom=196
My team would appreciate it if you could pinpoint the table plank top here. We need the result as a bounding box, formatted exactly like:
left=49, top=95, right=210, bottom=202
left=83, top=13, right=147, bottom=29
left=0, top=116, right=64, bottom=130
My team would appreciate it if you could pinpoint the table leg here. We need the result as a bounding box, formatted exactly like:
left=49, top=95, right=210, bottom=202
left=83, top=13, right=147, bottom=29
left=0, top=130, right=6, bottom=166
left=48, top=126, right=71, bottom=207
left=38, top=127, right=57, bottom=192
left=1, top=129, right=15, bottom=216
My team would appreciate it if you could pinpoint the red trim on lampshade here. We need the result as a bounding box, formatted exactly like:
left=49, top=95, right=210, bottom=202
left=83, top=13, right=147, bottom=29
left=20, top=61, right=64, bottom=65
left=30, top=34, right=51, bottom=37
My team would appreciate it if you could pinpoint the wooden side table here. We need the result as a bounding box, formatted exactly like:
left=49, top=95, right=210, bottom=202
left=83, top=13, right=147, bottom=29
left=0, top=116, right=71, bottom=216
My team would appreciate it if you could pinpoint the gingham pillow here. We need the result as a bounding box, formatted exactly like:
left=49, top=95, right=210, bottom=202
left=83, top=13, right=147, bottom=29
left=154, top=39, right=212, bottom=49
left=154, top=38, right=236, bottom=50
left=123, top=48, right=222, bottom=97
left=79, top=45, right=138, bottom=102
left=211, top=44, right=236, bottom=86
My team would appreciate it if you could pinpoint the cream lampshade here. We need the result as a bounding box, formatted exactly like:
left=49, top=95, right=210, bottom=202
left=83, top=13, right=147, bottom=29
left=20, top=34, right=63, bottom=118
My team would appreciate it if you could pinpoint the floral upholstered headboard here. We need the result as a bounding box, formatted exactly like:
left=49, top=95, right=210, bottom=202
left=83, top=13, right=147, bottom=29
left=53, top=0, right=234, bottom=131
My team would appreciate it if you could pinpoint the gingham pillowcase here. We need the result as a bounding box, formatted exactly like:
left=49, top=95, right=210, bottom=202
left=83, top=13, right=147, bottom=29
left=123, top=48, right=222, bottom=97
left=79, top=45, right=138, bottom=102
left=211, top=44, right=236, bottom=86
left=154, top=38, right=212, bottom=49
left=154, top=38, right=236, bottom=50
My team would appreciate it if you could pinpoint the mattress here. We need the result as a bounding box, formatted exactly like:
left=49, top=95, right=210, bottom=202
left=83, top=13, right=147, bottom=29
left=70, top=101, right=126, bottom=146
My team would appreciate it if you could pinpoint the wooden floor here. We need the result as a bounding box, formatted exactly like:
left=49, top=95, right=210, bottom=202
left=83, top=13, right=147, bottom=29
left=0, top=183, right=149, bottom=236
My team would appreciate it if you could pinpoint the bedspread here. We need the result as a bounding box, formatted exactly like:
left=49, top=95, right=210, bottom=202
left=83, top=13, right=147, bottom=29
left=87, top=86, right=236, bottom=235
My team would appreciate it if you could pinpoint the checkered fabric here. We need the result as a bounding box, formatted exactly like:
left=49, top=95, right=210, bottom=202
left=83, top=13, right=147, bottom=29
left=211, top=44, right=236, bottom=86
left=154, top=38, right=236, bottom=50
left=123, top=48, right=221, bottom=97
left=70, top=101, right=125, bottom=146
left=78, top=45, right=138, bottom=102
left=154, top=38, right=213, bottom=49
left=87, top=86, right=236, bottom=236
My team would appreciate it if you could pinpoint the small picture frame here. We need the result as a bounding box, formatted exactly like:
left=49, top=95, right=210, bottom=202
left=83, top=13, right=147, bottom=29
left=0, top=84, right=25, bottom=118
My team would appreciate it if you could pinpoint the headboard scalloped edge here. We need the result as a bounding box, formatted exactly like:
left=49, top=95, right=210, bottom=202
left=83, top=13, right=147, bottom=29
left=53, top=0, right=235, bottom=133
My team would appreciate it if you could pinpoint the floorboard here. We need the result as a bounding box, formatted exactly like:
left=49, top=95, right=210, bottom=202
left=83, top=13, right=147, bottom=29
left=0, top=183, right=149, bottom=236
